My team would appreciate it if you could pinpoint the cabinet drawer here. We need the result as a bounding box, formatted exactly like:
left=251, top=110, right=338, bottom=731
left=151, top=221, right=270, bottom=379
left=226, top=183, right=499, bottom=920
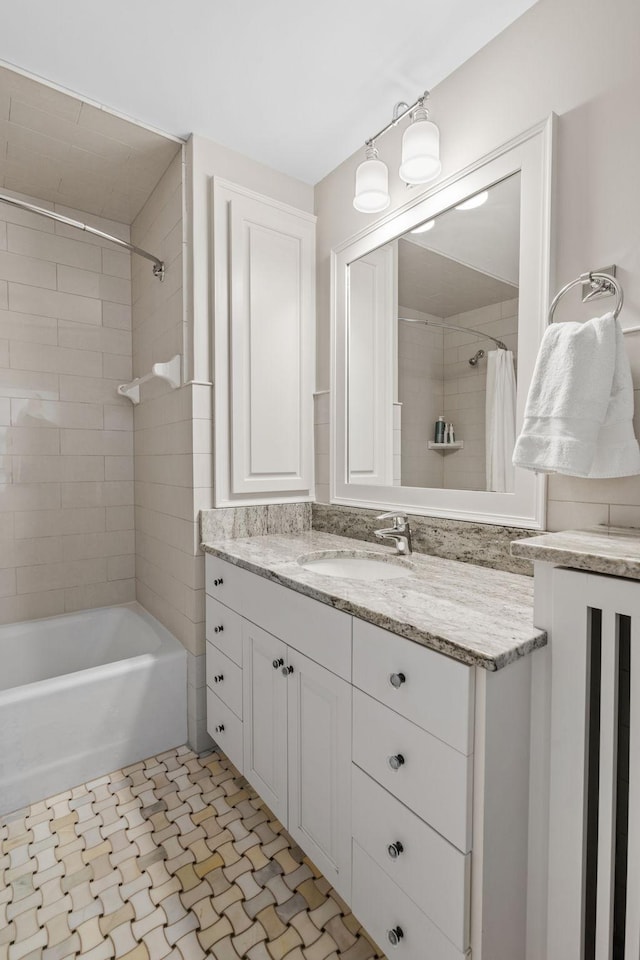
left=205, top=595, right=243, bottom=666
left=206, top=555, right=351, bottom=679
left=353, top=689, right=472, bottom=853
left=352, top=766, right=469, bottom=951
left=206, top=688, right=243, bottom=773
left=206, top=642, right=243, bottom=719
left=352, top=843, right=466, bottom=960
left=353, top=619, right=473, bottom=755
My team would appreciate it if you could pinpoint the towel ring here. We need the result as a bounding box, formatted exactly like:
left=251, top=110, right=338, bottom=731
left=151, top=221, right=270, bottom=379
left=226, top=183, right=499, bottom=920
left=548, top=272, right=624, bottom=324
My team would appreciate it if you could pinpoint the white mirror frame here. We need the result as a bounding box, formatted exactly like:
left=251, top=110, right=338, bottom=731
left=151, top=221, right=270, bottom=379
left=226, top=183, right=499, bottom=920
left=331, top=114, right=555, bottom=529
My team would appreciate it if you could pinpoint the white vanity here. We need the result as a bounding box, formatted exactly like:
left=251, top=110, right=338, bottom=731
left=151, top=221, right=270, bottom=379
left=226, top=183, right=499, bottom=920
left=202, top=531, right=545, bottom=960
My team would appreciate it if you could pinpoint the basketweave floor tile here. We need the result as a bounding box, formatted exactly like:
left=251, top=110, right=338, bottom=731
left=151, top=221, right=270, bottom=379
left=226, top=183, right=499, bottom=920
left=0, top=749, right=386, bottom=960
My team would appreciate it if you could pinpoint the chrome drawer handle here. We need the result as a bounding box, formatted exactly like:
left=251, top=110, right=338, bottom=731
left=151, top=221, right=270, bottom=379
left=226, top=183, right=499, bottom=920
left=388, top=754, right=405, bottom=771
left=213, top=577, right=224, bottom=586
left=215, top=724, right=225, bottom=733
left=387, top=841, right=404, bottom=859
left=389, top=672, right=406, bottom=688
left=387, top=927, right=404, bottom=947
left=273, top=658, right=284, bottom=669
left=214, top=625, right=224, bottom=633
left=214, top=674, right=224, bottom=683
left=282, top=665, right=294, bottom=676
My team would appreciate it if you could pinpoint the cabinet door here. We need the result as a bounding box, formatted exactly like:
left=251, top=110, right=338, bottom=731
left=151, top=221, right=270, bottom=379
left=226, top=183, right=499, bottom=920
left=242, top=621, right=288, bottom=823
left=213, top=178, right=315, bottom=505
left=287, top=649, right=352, bottom=901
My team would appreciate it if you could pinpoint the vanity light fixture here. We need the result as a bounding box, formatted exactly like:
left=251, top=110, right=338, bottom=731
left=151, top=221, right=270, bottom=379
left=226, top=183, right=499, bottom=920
left=455, top=190, right=489, bottom=211
left=353, top=91, right=441, bottom=213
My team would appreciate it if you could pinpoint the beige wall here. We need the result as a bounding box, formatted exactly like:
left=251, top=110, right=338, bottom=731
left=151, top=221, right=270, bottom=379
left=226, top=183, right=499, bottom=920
left=0, top=192, right=134, bottom=623
left=315, top=0, right=640, bottom=531
left=397, top=312, right=444, bottom=488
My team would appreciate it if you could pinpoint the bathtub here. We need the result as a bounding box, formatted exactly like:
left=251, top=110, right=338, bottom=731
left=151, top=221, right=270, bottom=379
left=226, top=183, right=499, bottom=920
left=0, top=602, right=187, bottom=815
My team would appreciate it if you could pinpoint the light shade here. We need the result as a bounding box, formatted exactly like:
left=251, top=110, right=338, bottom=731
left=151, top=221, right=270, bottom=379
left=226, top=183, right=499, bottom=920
left=455, top=190, right=489, bottom=211
left=411, top=219, right=435, bottom=234
left=399, top=107, right=441, bottom=185
left=353, top=146, right=390, bottom=213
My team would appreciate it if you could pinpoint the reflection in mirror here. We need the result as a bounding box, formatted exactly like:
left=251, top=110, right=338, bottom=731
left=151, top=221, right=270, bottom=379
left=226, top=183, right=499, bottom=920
left=347, top=173, right=520, bottom=493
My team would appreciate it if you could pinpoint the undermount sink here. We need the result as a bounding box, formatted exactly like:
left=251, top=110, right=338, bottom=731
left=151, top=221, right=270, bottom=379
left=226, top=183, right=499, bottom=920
left=297, top=551, right=414, bottom=581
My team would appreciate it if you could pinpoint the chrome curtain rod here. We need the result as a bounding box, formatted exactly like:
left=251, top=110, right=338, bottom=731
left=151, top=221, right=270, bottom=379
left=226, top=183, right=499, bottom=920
left=398, top=316, right=508, bottom=350
left=0, top=192, right=165, bottom=281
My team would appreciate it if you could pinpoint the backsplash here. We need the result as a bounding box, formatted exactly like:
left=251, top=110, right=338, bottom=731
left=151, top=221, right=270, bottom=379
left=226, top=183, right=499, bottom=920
left=200, top=502, right=312, bottom=542
left=311, top=502, right=537, bottom=576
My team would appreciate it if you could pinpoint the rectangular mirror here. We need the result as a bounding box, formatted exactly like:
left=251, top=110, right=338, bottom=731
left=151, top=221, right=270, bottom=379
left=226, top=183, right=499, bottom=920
left=332, top=117, right=554, bottom=528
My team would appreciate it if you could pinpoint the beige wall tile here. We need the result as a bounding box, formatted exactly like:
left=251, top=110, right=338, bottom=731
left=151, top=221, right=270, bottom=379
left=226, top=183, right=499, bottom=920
left=0, top=309, right=58, bottom=344
left=7, top=222, right=103, bottom=271
left=8, top=282, right=102, bottom=324
left=10, top=340, right=102, bottom=377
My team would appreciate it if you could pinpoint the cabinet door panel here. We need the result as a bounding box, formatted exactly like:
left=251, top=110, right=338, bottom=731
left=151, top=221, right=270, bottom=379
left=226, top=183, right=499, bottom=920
left=287, top=650, right=352, bottom=901
left=242, top=621, right=288, bottom=823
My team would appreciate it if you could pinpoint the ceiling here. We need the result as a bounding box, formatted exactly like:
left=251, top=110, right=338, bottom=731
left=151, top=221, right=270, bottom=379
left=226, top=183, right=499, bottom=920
left=0, top=65, right=180, bottom=223
left=398, top=240, right=518, bottom=317
left=0, top=0, right=537, bottom=185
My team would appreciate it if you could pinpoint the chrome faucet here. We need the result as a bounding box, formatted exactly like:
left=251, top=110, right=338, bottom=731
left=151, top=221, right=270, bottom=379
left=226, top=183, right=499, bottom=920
left=375, top=512, right=413, bottom=556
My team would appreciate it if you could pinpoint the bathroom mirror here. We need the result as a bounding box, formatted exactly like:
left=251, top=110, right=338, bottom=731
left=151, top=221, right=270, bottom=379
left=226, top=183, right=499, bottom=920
left=332, top=116, right=554, bottom=528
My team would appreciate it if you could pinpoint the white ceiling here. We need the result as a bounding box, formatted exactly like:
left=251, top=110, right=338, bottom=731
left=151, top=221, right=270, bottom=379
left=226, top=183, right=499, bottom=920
left=0, top=0, right=537, bottom=185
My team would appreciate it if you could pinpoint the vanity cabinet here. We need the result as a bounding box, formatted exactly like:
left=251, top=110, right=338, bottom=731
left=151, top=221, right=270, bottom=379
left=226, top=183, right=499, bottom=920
left=205, top=553, right=533, bottom=960
left=205, top=554, right=352, bottom=899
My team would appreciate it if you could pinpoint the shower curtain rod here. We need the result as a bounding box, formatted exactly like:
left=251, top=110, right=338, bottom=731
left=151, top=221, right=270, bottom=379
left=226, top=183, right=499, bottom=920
left=0, top=192, right=165, bottom=280
left=398, top=316, right=507, bottom=350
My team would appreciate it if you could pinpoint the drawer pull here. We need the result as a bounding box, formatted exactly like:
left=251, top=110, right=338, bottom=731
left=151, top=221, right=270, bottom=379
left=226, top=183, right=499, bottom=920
left=214, top=625, right=224, bottom=633
left=387, top=927, right=404, bottom=947
left=282, top=665, right=294, bottom=676
left=388, top=753, right=405, bottom=771
left=215, top=724, right=225, bottom=733
left=387, top=841, right=404, bottom=859
left=214, top=674, right=224, bottom=683
left=213, top=577, right=224, bottom=586
left=273, top=658, right=284, bottom=669
left=389, top=672, right=406, bottom=688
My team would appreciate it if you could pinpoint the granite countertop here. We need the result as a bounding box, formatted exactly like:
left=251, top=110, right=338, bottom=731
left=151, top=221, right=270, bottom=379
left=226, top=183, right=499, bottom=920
left=201, top=530, right=546, bottom=671
left=512, top=526, right=640, bottom=580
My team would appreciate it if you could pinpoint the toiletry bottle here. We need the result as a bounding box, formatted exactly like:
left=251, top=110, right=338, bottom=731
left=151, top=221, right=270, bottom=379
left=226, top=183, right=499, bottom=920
left=435, top=416, right=446, bottom=443
left=447, top=422, right=455, bottom=443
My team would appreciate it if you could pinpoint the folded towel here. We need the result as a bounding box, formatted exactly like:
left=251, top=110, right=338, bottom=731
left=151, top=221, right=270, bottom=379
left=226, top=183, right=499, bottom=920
left=512, top=312, right=640, bottom=478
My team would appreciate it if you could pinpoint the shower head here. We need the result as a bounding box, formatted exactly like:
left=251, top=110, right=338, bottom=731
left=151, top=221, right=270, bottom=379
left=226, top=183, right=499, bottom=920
left=469, top=349, right=486, bottom=366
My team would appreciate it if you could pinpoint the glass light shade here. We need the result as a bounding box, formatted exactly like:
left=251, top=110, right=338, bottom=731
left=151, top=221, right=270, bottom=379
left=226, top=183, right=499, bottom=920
left=399, top=112, right=441, bottom=185
left=353, top=147, right=390, bottom=213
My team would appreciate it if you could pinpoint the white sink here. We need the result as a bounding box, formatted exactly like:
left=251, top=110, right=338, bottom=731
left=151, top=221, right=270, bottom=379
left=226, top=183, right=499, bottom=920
left=298, top=552, right=413, bottom=581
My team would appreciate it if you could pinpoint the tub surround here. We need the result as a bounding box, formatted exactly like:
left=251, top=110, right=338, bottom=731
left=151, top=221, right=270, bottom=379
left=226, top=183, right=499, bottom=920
left=311, top=502, right=538, bottom=576
left=201, top=530, right=545, bottom=670
left=512, top=525, right=640, bottom=579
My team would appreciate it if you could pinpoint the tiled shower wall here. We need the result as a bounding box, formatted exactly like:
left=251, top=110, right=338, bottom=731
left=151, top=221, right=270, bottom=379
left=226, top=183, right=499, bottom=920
left=0, top=191, right=134, bottom=624
left=131, top=150, right=214, bottom=751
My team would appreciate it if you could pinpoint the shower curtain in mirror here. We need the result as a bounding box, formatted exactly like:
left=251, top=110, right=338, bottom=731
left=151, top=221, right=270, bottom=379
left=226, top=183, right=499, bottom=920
left=486, top=349, right=516, bottom=492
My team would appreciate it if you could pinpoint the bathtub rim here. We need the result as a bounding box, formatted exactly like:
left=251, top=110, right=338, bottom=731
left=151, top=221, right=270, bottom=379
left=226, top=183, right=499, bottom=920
left=0, top=601, right=186, bottom=705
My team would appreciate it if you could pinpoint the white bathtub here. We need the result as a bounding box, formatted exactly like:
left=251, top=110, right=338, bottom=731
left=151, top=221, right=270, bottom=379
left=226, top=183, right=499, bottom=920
left=0, top=602, right=187, bottom=815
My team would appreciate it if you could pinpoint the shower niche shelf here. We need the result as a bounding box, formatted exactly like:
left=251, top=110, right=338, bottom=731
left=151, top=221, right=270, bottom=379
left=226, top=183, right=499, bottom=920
left=428, top=441, right=464, bottom=452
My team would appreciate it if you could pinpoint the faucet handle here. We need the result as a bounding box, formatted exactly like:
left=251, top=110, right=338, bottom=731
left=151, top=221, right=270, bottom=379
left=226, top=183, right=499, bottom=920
left=376, top=511, right=408, bottom=528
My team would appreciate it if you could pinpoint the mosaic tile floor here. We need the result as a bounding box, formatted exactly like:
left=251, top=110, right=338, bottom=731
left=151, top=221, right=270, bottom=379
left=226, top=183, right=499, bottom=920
left=0, top=747, right=385, bottom=960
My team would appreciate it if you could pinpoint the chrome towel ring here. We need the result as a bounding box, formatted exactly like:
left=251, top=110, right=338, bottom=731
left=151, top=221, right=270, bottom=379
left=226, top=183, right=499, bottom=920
left=548, top=272, right=624, bottom=324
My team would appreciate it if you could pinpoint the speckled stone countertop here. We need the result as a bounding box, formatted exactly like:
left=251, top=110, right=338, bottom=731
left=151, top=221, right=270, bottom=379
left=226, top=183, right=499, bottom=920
left=512, top=526, right=640, bottom=580
left=201, top=531, right=546, bottom=671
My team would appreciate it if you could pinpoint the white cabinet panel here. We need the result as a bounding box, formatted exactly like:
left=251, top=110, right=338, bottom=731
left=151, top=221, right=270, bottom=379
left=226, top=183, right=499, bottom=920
left=205, top=595, right=243, bottom=665
left=353, top=619, right=474, bottom=754
left=213, top=179, right=315, bottom=505
left=206, top=688, right=243, bottom=773
left=351, top=843, right=466, bottom=960
left=352, top=766, right=470, bottom=951
left=353, top=688, right=472, bottom=853
left=242, top=621, right=288, bottom=823
left=206, top=642, right=243, bottom=719
left=287, top=649, right=352, bottom=901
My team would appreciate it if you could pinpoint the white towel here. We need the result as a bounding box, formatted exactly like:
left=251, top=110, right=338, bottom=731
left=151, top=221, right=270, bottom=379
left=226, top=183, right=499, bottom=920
left=486, top=349, right=516, bottom=492
left=512, top=312, right=640, bottom=478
